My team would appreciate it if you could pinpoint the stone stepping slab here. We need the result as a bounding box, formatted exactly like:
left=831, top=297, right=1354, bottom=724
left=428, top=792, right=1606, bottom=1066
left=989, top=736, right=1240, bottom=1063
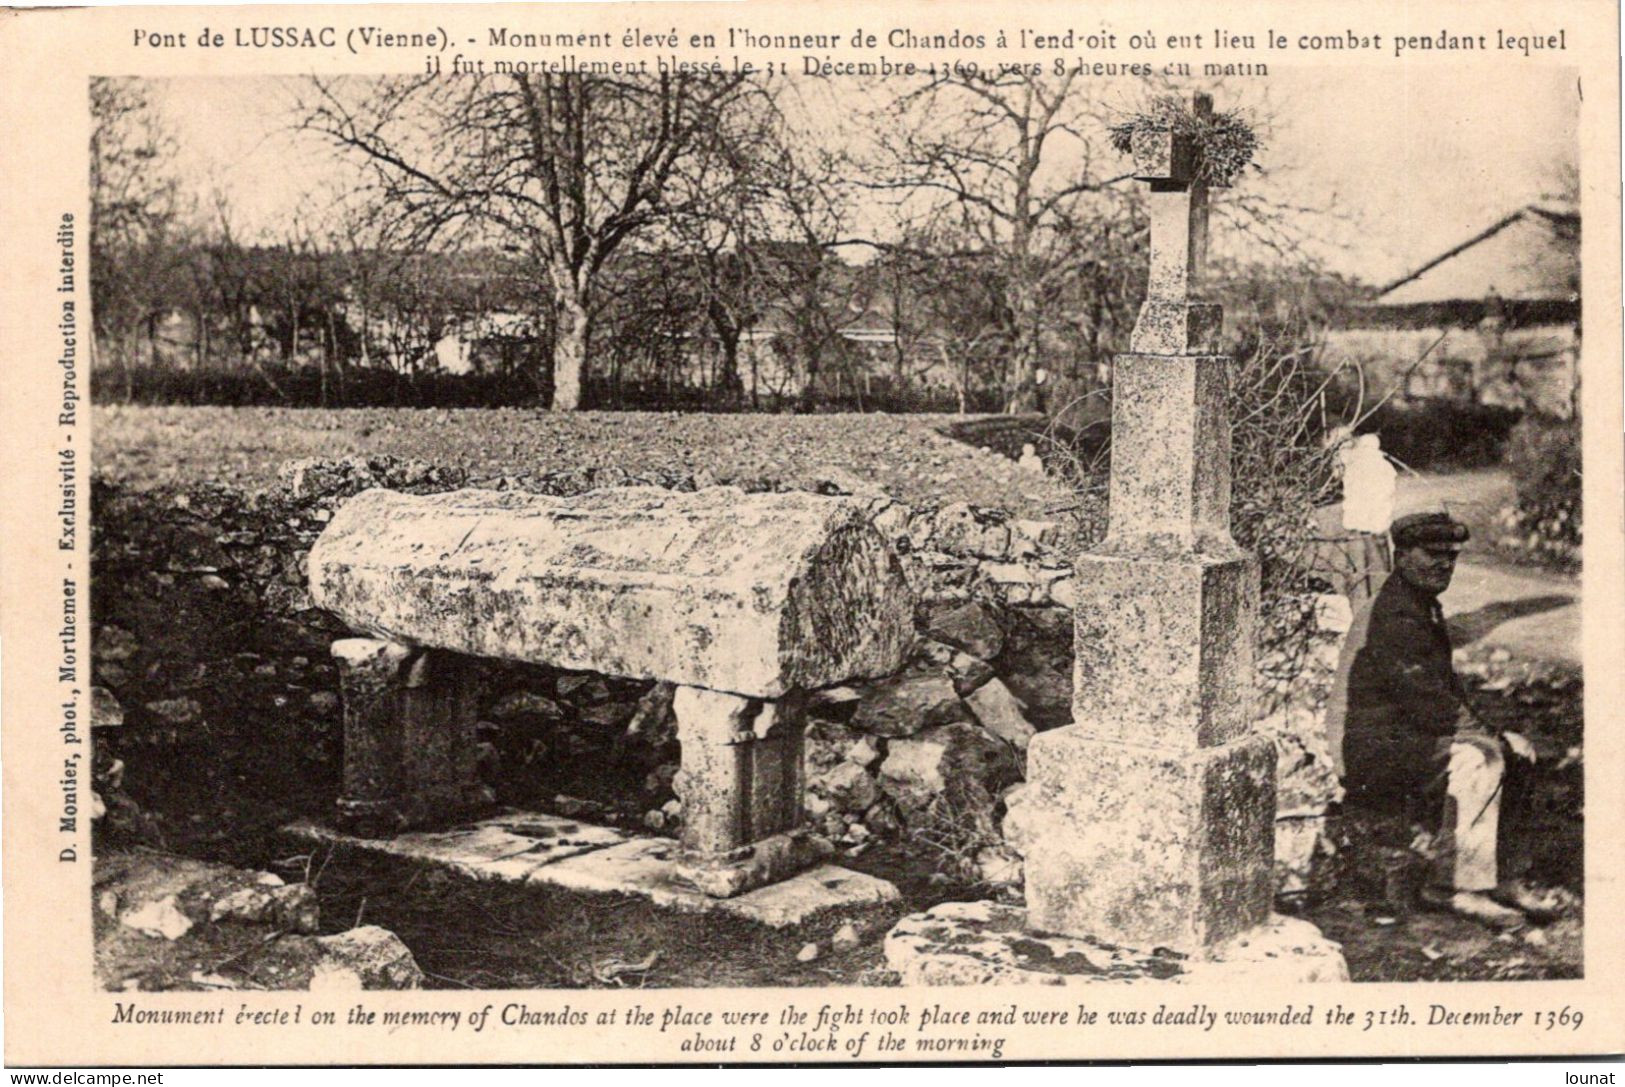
left=285, top=811, right=898, bottom=929
left=885, top=901, right=1348, bottom=985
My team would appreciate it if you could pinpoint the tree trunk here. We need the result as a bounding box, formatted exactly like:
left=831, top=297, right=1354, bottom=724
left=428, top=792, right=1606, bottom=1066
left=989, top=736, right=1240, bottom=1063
left=552, top=288, right=588, bottom=411
left=717, top=332, right=744, bottom=404
left=1005, top=274, right=1041, bottom=414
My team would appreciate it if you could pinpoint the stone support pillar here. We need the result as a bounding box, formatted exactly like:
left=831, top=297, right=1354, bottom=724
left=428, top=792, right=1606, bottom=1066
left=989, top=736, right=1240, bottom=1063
left=331, top=637, right=492, bottom=837
left=671, top=686, right=827, bottom=898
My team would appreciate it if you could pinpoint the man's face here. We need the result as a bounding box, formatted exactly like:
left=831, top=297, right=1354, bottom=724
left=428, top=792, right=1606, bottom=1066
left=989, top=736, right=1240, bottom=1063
left=1395, top=544, right=1459, bottom=596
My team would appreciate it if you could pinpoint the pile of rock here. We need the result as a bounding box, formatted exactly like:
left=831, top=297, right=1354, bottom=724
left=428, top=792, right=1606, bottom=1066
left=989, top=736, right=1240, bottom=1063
left=95, top=851, right=422, bottom=991
left=1257, top=592, right=1353, bottom=896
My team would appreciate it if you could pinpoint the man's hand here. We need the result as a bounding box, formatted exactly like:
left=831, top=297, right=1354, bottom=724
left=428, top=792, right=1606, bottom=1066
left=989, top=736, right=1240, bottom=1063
left=1503, top=731, right=1537, bottom=762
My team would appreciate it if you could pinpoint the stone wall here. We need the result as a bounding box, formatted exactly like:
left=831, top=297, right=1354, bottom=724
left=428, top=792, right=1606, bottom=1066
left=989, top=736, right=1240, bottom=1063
left=1324, top=324, right=1578, bottom=420
left=91, top=454, right=1343, bottom=893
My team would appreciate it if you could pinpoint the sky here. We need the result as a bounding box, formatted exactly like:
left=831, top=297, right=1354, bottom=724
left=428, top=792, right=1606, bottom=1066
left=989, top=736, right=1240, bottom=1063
left=146, top=64, right=1580, bottom=289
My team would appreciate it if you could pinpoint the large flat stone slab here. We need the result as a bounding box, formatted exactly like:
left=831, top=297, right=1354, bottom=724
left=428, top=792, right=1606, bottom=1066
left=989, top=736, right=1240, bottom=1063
left=285, top=812, right=898, bottom=929
left=308, top=486, right=914, bottom=698
left=288, top=812, right=628, bottom=882
left=885, top=901, right=1347, bottom=986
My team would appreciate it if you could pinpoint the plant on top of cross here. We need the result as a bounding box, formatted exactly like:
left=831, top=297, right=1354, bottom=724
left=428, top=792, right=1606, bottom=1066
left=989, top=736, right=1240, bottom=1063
left=1108, top=95, right=1261, bottom=187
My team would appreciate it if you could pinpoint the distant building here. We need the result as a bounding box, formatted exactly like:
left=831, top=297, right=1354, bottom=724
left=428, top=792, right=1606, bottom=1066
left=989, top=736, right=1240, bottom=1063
left=1326, top=204, right=1580, bottom=419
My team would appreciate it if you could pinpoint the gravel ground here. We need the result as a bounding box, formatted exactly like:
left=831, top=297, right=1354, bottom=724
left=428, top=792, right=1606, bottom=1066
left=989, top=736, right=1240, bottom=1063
left=92, top=406, right=1079, bottom=519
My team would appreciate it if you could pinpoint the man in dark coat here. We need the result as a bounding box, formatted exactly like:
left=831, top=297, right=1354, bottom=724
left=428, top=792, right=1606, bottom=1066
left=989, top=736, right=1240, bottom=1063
left=1327, top=512, right=1544, bottom=926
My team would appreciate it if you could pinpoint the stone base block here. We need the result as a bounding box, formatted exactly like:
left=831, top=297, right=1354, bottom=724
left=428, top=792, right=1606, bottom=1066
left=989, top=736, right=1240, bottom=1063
left=885, top=902, right=1348, bottom=986
left=1023, top=730, right=1275, bottom=951
left=673, top=830, right=835, bottom=899
left=283, top=811, right=896, bottom=929
left=1071, top=550, right=1257, bottom=750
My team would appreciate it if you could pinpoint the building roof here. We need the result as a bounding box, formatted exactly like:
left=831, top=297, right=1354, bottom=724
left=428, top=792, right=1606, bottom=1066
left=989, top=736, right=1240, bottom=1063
left=1375, top=204, right=1579, bottom=306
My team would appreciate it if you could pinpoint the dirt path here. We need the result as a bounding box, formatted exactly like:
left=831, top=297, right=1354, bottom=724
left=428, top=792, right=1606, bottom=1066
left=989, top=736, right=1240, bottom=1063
left=1441, top=560, right=1579, bottom=667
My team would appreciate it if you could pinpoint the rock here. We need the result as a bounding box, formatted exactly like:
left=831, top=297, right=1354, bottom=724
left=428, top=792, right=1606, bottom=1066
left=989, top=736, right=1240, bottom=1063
left=964, top=678, right=1037, bottom=753
left=810, top=686, right=862, bottom=709
left=805, top=718, right=864, bottom=769
left=144, top=698, right=202, bottom=727
left=91, top=687, right=124, bottom=729
left=253, top=926, right=425, bottom=990
left=644, top=809, right=668, bottom=831
left=1273, top=816, right=1325, bottom=897
left=307, top=690, right=340, bottom=715
left=210, top=883, right=321, bottom=934
left=831, top=923, right=863, bottom=951
left=1003, top=660, right=1071, bottom=719
left=122, top=896, right=194, bottom=941
left=578, top=701, right=634, bottom=729
left=880, top=721, right=1021, bottom=819
left=1313, top=594, right=1353, bottom=635
left=660, top=798, right=683, bottom=819
left=1261, top=708, right=1344, bottom=816
left=923, top=601, right=1005, bottom=661
left=799, top=465, right=885, bottom=498
left=1049, top=577, right=1078, bottom=610
left=625, top=681, right=677, bottom=742
left=865, top=801, right=903, bottom=837
left=95, top=625, right=139, bottom=662
left=312, top=488, right=916, bottom=698
left=981, top=562, right=1038, bottom=586
left=1013, top=519, right=1061, bottom=547
left=811, top=762, right=879, bottom=814
left=851, top=674, right=969, bottom=738
left=867, top=501, right=913, bottom=545
left=946, top=654, right=996, bottom=697
left=796, top=942, right=821, bottom=963
left=1000, top=784, right=1034, bottom=858
left=976, top=845, right=1024, bottom=886
left=845, top=736, right=881, bottom=769
left=491, top=691, right=564, bottom=720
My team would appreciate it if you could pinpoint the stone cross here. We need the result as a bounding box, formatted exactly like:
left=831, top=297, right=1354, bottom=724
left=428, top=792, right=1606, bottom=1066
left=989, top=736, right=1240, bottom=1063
left=1130, top=92, right=1222, bottom=356
left=1021, top=91, right=1276, bottom=955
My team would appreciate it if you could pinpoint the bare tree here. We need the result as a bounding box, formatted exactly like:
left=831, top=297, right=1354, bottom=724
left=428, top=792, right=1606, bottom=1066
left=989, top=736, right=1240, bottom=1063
left=871, top=70, right=1141, bottom=413
left=90, top=77, right=189, bottom=385
left=301, top=72, right=755, bottom=409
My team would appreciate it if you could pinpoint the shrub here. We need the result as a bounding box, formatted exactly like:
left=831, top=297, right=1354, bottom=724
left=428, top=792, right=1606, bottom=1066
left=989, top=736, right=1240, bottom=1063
left=1353, top=400, right=1521, bottom=472
left=91, top=363, right=546, bottom=409
left=1502, top=417, right=1581, bottom=563
left=1041, top=335, right=1341, bottom=676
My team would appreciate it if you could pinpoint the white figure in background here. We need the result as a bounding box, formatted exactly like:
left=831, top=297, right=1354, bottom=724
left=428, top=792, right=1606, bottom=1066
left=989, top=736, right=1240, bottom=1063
left=1340, top=433, right=1397, bottom=535
left=1016, top=443, right=1045, bottom=476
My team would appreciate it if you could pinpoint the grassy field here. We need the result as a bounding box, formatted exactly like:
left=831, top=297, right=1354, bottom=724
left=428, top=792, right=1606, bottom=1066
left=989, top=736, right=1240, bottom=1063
left=92, top=405, right=1080, bottom=519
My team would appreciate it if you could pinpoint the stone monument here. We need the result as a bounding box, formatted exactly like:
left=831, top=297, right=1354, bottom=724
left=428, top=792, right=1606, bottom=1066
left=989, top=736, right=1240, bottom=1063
left=885, top=94, right=1347, bottom=984
left=1023, top=92, right=1272, bottom=952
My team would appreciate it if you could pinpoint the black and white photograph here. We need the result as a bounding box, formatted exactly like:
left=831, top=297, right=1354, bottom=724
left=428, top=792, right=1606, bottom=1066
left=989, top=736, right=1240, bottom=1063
left=1, top=0, right=1618, bottom=1067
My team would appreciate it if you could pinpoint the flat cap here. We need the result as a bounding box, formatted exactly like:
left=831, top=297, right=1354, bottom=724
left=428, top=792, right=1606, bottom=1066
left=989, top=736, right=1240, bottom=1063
left=1391, top=511, right=1469, bottom=550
